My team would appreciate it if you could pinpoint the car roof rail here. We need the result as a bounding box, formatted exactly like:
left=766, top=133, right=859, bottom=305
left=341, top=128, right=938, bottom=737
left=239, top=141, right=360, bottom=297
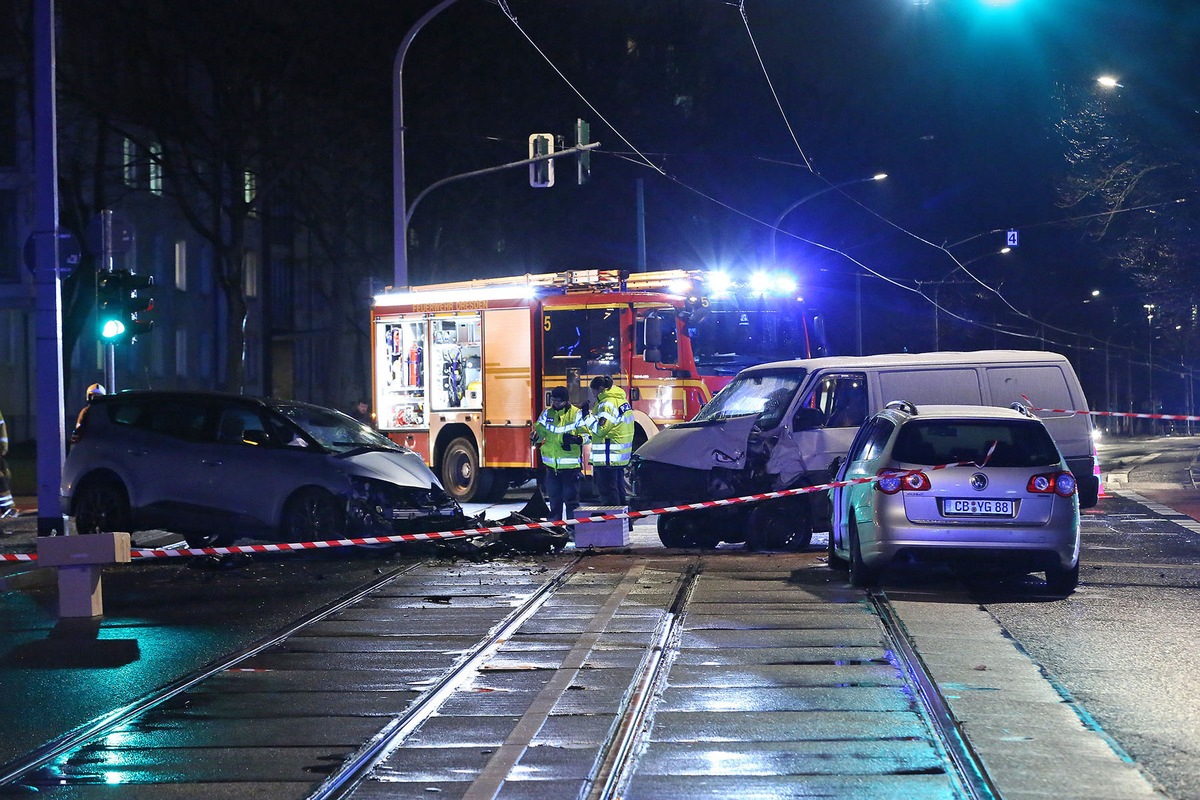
left=884, top=400, right=918, bottom=415
left=1010, top=402, right=1035, bottom=418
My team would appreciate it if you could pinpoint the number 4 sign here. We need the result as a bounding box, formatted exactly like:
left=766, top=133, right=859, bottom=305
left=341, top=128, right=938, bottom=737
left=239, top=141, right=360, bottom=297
left=1006, top=229, right=1019, bottom=247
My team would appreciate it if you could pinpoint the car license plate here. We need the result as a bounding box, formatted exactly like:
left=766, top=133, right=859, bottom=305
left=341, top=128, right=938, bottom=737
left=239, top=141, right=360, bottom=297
left=944, top=498, right=1014, bottom=517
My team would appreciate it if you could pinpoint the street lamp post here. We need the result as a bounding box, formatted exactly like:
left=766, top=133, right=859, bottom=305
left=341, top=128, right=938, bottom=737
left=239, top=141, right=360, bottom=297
left=769, top=173, right=886, bottom=265
left=1144, top=304, right=1156, bottom=429
left=932, top=247, right=1010, bottom=350
left=1037, top=289, right=1102, bottom=349
left=933, top=263, right=961, bottom=351
left=394, top=0, right=460, bottom=290
left=770, top=173, right=885, bottom=356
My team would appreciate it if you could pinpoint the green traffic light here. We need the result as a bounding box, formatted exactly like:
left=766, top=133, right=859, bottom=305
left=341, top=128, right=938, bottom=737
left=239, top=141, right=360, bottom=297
left=100, top=318, right=127, bottom=340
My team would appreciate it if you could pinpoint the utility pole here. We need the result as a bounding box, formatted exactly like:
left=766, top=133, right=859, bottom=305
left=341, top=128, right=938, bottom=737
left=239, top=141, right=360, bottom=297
left=32, top=0, right=66, bottom=538
left=394, top=0, right=460, bottom=290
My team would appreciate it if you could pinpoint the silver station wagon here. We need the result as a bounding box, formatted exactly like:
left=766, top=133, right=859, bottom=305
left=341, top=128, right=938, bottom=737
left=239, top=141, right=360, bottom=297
left=828, top=401, right=1081, bottom=593
left=62, top=391, right=464, bottom=547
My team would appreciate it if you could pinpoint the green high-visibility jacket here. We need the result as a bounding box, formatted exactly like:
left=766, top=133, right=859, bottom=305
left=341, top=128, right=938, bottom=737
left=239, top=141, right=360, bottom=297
left=534, top=404, right=590, bottom=470
left=584, top=386, right=635, bottom=467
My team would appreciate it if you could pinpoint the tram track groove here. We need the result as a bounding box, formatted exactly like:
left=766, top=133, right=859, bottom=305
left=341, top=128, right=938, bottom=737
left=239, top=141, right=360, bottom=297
left=311, top=557, right=580, bottom=800
left=0, top=561, right=426, bottom=787
left=2, top=552, right=1011, bottom=799
left=583, top=560, right=701, bottom=800
left=871, top=589, right=1000, bottom=800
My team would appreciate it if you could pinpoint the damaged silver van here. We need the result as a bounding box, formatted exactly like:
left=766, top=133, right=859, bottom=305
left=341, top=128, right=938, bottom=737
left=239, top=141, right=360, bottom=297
left=630, top=350, right=1100, bottom=549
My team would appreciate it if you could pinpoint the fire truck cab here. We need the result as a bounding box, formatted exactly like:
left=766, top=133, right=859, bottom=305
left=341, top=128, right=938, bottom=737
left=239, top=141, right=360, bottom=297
left=370, top=268, right=822, bottom=503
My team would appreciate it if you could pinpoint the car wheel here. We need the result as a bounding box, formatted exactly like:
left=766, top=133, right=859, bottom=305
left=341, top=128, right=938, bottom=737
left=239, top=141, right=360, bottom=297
left=184, top=530, right=236, bottom=548
left=657, top=511, right=720, bottom=548
left=440, top=437, right=494, bottom=503
left=848, top=519, right=880, bottom=588
left=73, top=477, right=132, bottom=535
left=746, top=500, right=813, bottom=551
left=282, top=487, right=346, bottom=541
left=1044, top=561, right=1080, bottom=595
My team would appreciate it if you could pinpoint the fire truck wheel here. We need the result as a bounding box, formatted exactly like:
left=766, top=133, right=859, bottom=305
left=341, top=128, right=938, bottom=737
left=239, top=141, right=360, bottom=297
left=441, top=437, right=494, bottom=503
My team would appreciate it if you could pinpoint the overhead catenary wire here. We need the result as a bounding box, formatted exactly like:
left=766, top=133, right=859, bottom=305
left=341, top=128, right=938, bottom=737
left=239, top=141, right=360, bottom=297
left=490, top=1, right=1182, bottom=366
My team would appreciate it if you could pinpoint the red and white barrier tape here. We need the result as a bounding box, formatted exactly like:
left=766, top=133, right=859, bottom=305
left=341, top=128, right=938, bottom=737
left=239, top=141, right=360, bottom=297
left=1, top=460, right=982, bottom=563
left=1022, top=394, right=1200, bottom=422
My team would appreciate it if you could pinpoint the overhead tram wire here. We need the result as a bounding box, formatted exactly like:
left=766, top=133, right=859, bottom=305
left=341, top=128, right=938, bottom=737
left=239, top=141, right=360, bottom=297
left=488, top=2, right=1176, bottom=358
left=738, top=0, right=814, bottom=173
left=732, top=3, right=1200, bottom=354
left=494, top=1, right=664, bottom=177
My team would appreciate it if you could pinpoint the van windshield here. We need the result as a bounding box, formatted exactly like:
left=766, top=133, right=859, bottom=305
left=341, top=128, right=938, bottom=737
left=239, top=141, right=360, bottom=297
left=692, top=369, right=806, bottom=429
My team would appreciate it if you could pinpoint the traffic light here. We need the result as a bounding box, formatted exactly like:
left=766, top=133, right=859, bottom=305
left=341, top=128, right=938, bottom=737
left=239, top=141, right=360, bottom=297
left=95, top=269, right=154, bottom=345
left=96, top=270, right=128, bottom=343
left=123, top=271, right=155, bottom=340
left=528, top=133, right=555, bottom=188
left=575, top=119, right=591, bottom=185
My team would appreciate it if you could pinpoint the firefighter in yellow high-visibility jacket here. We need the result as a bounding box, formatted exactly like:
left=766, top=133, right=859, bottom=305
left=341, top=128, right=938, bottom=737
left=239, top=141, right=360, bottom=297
left=532, top=386, right=591, bottom=523
left=0, top=405, right=15, bottom=522
left=584, top=375, right=635, bottom=506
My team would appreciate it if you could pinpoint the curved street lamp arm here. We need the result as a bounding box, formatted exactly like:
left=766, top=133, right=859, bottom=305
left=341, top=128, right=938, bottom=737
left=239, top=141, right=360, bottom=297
left=770, top=175, right=885, bottom=264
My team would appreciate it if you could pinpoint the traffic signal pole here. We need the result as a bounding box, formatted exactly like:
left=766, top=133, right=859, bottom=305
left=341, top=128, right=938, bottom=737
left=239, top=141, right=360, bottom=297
left=101, top=210, right=116, bottom=393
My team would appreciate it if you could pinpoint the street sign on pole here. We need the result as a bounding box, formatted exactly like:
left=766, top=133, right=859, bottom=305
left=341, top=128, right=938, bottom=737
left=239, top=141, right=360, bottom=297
left=23, top=230, right=79, bottom=275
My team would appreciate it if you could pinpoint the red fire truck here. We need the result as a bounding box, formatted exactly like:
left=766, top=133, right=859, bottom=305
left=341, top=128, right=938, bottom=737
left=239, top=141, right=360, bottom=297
left=370, top=268, right=825, bottom=502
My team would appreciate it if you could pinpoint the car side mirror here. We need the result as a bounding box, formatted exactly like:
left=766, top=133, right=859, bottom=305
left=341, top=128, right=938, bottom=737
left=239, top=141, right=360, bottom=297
left=792, top=407, right=826, bottom=431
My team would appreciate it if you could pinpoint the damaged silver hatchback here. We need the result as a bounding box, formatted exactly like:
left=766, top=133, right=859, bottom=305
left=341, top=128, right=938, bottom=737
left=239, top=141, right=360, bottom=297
left=63, top=390, right=464, bottom=547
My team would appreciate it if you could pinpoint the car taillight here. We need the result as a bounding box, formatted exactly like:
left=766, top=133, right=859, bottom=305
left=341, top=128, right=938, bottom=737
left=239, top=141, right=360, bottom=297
left=1027, top=471, right=1076, bottom=497
left=876, top=469, right=931, bottom=494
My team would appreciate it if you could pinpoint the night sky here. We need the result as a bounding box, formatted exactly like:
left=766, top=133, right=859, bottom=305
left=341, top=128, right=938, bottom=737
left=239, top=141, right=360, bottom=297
left=60, top=1, right=1196, bottom=375
left=377, top=0, right=1200, bottom=360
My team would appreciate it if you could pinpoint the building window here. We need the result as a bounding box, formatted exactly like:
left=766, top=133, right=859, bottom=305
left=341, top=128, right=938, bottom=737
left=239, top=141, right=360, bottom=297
left=199, top=331, right=213, bottom=378
left=148, top=141, right=162, bottom=195
left=123, top=138, right=138, bottom=187
left=243, top=251, right=259, bottom=298
left=0, top=79, right=15, bottom=169
left=175, top=329, right=188, bottom=377
left=2, top=310, right=18, bottom=366
left=244, top=170, right=256, bottom=205
left=174, top=240, right=187, bottom=290
left=0, top=190, right=17, bottom=283
left=198, top=247, right=213, bottom=295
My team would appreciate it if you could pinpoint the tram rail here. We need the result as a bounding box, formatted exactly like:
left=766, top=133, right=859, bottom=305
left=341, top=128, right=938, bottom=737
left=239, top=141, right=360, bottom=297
left=0, top=551, right=1001, bottom=799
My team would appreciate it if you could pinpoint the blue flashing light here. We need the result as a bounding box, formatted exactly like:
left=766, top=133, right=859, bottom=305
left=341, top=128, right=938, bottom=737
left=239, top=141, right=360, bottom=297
left=707, top=271, right=733, bottom=297
left=774, top=275, right=798, bottom=295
